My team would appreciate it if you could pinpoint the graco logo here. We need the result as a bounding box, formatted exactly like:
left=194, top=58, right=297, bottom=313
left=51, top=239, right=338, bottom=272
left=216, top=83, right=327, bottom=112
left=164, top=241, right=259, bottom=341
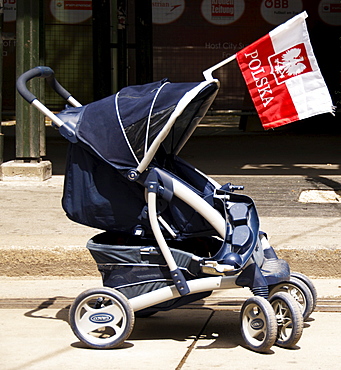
left=250, top=318, right=264, bottom=330
left=269, top=43, right=313, bottom=85
left=89, top=313, right=114, bottom=324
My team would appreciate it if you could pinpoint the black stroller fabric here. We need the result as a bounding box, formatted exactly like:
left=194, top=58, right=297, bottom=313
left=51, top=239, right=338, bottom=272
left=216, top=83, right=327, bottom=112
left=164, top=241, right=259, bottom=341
left=62, top=143, right=148, bottom=232
left=62, top=144, right=219, bottom=235
left=87, top=232, right=217, bottom=306
left=75, top=79, right=218, bottom=169
left=62, top=79, right=219, bottom=234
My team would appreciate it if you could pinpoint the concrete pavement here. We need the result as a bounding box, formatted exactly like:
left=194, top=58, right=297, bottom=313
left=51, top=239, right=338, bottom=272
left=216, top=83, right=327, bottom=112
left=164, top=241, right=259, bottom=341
left=1, top=310, right=341, bottom=370
left=2, top=307, right=341, bottom=370
left=0, top=277, right=341, bottom=370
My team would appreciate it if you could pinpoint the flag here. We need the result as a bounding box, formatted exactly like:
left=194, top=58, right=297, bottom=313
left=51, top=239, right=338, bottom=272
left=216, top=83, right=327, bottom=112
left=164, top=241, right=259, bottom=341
left=236, top=12, right=335, bottom=130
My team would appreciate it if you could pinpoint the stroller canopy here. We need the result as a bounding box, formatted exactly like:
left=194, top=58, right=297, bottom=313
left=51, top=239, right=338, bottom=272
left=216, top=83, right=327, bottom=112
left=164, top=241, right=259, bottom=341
left=74, top=79, right=219, bottom=170
left=61, top=78, right=220, bottom=234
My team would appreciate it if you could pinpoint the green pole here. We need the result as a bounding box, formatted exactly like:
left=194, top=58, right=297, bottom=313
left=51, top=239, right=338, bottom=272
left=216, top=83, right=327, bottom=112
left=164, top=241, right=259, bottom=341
left=15, top=0, right=44, bottom=161
left=0, top=0, right=3, bottom=164
left=117, top=0, right=127, bottom=90
left=93, top=0, right=111, bottom=100
left=135, top=0, right=153, bottom=85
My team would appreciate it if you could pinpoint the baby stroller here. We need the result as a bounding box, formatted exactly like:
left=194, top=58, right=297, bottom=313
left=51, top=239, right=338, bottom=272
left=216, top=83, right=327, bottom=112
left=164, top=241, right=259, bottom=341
left=17, top=66, right=317, bottom=353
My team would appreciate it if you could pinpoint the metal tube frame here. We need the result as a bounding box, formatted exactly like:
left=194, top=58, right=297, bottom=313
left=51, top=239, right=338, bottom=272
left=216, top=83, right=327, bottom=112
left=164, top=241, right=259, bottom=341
left=129, top=275, right=240, bottom=312
left=136, top=80, right=220, bottom=174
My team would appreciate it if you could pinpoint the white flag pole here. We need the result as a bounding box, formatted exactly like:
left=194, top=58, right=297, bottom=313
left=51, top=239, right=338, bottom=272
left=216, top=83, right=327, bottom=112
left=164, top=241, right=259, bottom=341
left=203, top=54, right=236, bottom=81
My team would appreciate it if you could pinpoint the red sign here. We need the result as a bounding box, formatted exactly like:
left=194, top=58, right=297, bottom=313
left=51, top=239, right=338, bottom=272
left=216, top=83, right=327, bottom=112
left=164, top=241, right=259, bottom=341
left=211, top=0, right=234, bottom=17
left=64, top=1, right=92, bottom=11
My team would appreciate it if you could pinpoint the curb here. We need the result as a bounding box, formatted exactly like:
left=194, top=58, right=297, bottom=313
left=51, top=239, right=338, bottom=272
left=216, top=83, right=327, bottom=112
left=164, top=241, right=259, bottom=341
left=1, top=245, right=340, bottom=278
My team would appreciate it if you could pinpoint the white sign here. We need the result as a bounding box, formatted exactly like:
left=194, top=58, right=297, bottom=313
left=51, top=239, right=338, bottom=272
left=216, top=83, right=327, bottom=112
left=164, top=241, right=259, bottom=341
left=201, top=0, right=245, bottom=25
left=152, top=0, right=185, bottom=25
left=50, top=0, right=92, bottom=24
left=260, top=0, right=303, bottom=25
left=318, top=1, right=341, bottom=26
left=4, top=0, right=16, bottom=22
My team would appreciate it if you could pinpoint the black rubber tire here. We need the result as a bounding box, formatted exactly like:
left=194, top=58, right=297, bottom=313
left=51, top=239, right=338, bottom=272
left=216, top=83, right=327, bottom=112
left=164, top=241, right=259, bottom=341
left=69, top=287, right=135, bottom=349
left=269, top=276, right=314, bottom=321
left=240, top=296, right=277, bottom=353
left=291, top=271, right=318, bottom=314
left=270, top=292, right=304, bottom=348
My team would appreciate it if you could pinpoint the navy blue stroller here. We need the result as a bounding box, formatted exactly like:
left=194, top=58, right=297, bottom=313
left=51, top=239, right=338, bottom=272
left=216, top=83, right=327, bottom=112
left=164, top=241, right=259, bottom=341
left=17, top=66, right=316, bottom=352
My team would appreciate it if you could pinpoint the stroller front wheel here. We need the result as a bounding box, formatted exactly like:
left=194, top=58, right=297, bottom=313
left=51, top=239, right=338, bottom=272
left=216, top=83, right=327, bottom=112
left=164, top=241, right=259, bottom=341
left=269, top=292, right=304, bottom=348
left=69, top=287, right=135, bottom=349
left=240, top=296, right=277, bottom=353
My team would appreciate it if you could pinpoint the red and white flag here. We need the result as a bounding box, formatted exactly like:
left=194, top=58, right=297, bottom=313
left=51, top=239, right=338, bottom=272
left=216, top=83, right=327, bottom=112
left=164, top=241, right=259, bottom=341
left=236, top=12, right=334, bottom=130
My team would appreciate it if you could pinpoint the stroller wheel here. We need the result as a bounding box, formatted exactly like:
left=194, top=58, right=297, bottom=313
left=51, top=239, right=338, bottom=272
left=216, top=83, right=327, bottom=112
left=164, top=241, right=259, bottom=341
left=269, top=292, right=303, bottom=348
left=290, top=271, right=318, bottom=314
left=240, top=296, right=277, bottom=353
left=269, top=276, right=314, bottom=321
left=69, top=287, right=134, bottom=349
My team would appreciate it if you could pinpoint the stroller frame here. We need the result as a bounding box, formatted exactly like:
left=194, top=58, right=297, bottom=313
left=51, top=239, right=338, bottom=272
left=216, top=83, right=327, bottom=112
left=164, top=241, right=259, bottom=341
left=17, top=66, right=317, bottom=353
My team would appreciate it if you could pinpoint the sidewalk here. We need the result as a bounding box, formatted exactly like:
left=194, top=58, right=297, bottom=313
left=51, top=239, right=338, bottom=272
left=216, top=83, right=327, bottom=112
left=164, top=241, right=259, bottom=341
left=1, top=172, right=341, bottom=277
left=0, top=277, right=341, bottom=370
left=1, top=127, right=341, bottom=277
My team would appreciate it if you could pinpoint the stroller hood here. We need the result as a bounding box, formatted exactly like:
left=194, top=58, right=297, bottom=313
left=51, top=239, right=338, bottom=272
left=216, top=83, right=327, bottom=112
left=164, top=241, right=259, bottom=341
left=72, top=79, right=219, bottom=170
left=60, top=79, right=219, bottom=233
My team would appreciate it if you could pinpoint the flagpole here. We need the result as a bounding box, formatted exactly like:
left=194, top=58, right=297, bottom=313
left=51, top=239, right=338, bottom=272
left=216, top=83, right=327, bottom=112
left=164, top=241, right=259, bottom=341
left=203, top=54, right=236, bottom=81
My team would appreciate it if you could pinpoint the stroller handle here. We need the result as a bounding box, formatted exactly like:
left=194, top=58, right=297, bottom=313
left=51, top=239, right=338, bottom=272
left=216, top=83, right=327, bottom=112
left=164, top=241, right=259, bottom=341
left=16, top=66, right=82, bottom=131
left=17, top=66, right=73, bottom=104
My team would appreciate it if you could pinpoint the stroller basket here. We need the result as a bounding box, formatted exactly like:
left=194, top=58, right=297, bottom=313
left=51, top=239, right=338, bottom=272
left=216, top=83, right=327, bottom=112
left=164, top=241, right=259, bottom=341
left=87, top=231, right=215, bottom=312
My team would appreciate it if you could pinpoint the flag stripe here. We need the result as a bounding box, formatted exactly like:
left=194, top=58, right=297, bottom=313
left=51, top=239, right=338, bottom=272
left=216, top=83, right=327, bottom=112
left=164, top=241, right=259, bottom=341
left=236, top=34, right=299, bottom=129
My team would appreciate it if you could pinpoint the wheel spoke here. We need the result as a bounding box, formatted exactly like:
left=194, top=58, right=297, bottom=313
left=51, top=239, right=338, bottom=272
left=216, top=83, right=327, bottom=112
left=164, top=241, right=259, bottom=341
left=103, top=303, right=126, bottom=326
left=273, top=300, right=289, bottom=319
left=82, top=302, right=98, bottom=314
left=78, top=312, right=104, bottom=334
left=278, top=317, right=292, bottom=340
left=289, top=287, right=302, bottom=303
left=269, top=292, right=303, bottom=348
left=244, top=306, right=266, bottom=340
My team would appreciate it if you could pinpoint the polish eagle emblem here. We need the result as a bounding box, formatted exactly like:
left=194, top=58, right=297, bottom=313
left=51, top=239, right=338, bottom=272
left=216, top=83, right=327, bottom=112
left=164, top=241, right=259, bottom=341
left=269, top=43, right=313, bottom=84
left=274, top=48, right=306, bottom=77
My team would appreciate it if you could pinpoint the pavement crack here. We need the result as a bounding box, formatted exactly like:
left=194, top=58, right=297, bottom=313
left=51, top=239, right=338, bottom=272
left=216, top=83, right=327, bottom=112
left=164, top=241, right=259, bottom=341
left=175, top=310, right=214, bottom=370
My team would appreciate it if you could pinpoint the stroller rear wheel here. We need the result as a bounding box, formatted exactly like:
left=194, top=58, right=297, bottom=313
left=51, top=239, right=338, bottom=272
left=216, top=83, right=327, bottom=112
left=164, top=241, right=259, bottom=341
left=269, top=292, right=303, bottom=348
left=290, top=271, right=317, bottom=314
left=69, top=287, right=134, bottom=349
left=240, top=296, right=277, bottom=353
left=269, top=276, right=314, bottom=321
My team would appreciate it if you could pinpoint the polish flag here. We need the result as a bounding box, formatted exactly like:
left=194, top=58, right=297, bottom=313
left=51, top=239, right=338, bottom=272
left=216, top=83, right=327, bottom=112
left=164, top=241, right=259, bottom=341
left=236, top=12, right=334, bottom=130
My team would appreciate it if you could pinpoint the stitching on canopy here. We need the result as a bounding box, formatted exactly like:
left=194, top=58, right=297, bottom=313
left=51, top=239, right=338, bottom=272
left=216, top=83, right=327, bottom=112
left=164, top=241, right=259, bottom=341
left=115, top=92, right=140, bottom=165
left=144, top=81, right=170, bottom=156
